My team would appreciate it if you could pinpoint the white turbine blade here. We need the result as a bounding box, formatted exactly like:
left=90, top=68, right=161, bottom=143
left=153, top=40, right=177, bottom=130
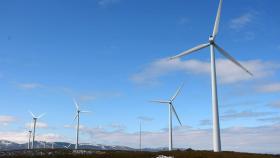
left=29, top=111, right=35, bottom=118
left=73, top=113, right=78, bottom=122
left=170, top=83, right=184, bottom=101
left=169, top=43, right=210, bottom=60
left=171, top=104, right=182, bottom=126
left=37, top=113, right=46, bottom=119
left=150, top=100, right=170, bottom=104
left=73, top=98, right=79, bottom=110
left=80, top=110, right=91, bottom=113
left=212, top=0, right=223, bottom=38
left=214, top=44, right=253, bottom=76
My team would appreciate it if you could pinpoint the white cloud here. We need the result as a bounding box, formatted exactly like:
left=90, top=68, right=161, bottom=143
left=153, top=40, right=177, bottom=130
left=25, top=122, right=48, bottom=129
left=107, top=123, right=126, bottom=131
left=257, top=83, right=280, bottom=93
left=78, top=95, right=96, bottom=102
left=18, top=83, right=43, bottom=90
left=97, top=0, right=120, bottom=7
left=229, top=12, right=255, bottom=30
left=268, top=100, right=280, bottom=109
left=0, top=115, right=17, bottom=126
left=221, top=110, right=275, bottom=121
left=63, top=124, right=73, bottom=128
left=199, top=119, right=211, bottom=126
left=131, top=58, right=279, bottom=85
left=0, top=131, right=65, bottom=143
left=137, top=116, right=154, bottom=122
left=258, top=117, right=280, bottom=123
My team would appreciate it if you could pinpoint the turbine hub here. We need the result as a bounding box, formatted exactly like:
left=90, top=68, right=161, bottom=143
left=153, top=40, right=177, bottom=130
left=209, top=36, right=215, bottom=44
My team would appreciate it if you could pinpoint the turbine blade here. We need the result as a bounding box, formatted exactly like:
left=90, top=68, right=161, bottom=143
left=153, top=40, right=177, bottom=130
left=150, top=100, right=170, bottom=104
left=169, top=43, right=210, bottom=60
left=80, top=110, right=91, bottom=113
left=73, top=98, right=79, bottom=110
left=38, top=113, right=46, bottom=119
left=73, top=113, right=78, bottom=122
left=170, top=83, right=184, bottom=101
left=171, top=103, right=182, bottom=126
left=212, top=0, right=223, bottom=37
left=28, top=111, right=35, bottom=118
left=214, top=44, right=253, bottom=76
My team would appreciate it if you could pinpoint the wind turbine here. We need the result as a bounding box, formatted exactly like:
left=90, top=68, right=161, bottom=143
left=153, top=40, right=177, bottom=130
left=29, top=111, right=45, bottom=149
left=27, top=130, right=32, bottom=149
left=64, top=143, right=72, bottom=149
left=73, top=99, right=90, bottom=150
left=151, top=84, right=184, bottom=151
left=169, top=0, right=253, bottom=152
left=139, top=119, right=142, bottom=151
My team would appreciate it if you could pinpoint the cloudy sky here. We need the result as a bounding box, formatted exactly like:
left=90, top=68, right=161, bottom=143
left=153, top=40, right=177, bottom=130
left=0, top=0, right=279, bottom=154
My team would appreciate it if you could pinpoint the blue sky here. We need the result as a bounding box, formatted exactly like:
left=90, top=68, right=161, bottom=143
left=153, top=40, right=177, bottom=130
left=0, top=0, right=280, bottom=153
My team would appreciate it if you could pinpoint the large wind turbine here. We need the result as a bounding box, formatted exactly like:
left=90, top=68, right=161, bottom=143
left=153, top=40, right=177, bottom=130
left=151, top=84, right=184, bottom=151
left=29, top=111, right=45, bottom=149
left=73, top=99, right=90, bottom=150
left=169, top=0, right=253, bottom=152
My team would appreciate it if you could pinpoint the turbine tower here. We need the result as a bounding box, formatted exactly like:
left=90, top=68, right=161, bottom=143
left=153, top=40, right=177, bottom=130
left=139, top=119, right=142, bottom=151
left=73, top=99, right=90, bottom=150
left=151, top=84, right=184, bottom=151
left=27, top=130, right=32, bottom=149
left=169, top=0, right=252, bottom=152
left=29, top=111, right=45, bottom=149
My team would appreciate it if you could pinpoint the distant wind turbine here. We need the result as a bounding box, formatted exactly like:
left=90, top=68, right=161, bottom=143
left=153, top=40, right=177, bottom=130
left=169, top=0, right=252, bottom=152
left=29, top=111, right=45, bottom=149
left=73, top=99, right=90, bottom=150
left=64, top=143, right=72, bottom=149
left=27, top=130, right=32, bottom=149
left=137, top=116, right=152, bottom=152
left=139, top=119, right=142, bottom=151
left=151, top=84, right=184, bottom=151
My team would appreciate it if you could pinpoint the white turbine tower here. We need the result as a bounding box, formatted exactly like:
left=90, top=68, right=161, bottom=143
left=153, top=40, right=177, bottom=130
left=29, top=111, right=45, bottom=149
left=27, top=130, right=32, bottom=149
left=151, top=84, right=184, bottom=151
left=73, top=99, right=90, bottom=150
left=169, top=0, right=253, bottom=152
left=139, top=119, right=142, bottom=151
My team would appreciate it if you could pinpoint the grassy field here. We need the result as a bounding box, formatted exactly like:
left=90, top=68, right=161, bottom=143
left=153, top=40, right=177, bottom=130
left=1, top=149, right=279, bottom=158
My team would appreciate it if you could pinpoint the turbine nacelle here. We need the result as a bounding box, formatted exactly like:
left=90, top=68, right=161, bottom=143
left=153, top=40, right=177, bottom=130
left=209, top=36, right=215, bottom=44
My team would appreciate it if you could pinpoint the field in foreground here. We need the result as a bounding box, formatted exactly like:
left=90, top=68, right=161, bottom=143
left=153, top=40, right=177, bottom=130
left=0, top=149, right=279, bottom=158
